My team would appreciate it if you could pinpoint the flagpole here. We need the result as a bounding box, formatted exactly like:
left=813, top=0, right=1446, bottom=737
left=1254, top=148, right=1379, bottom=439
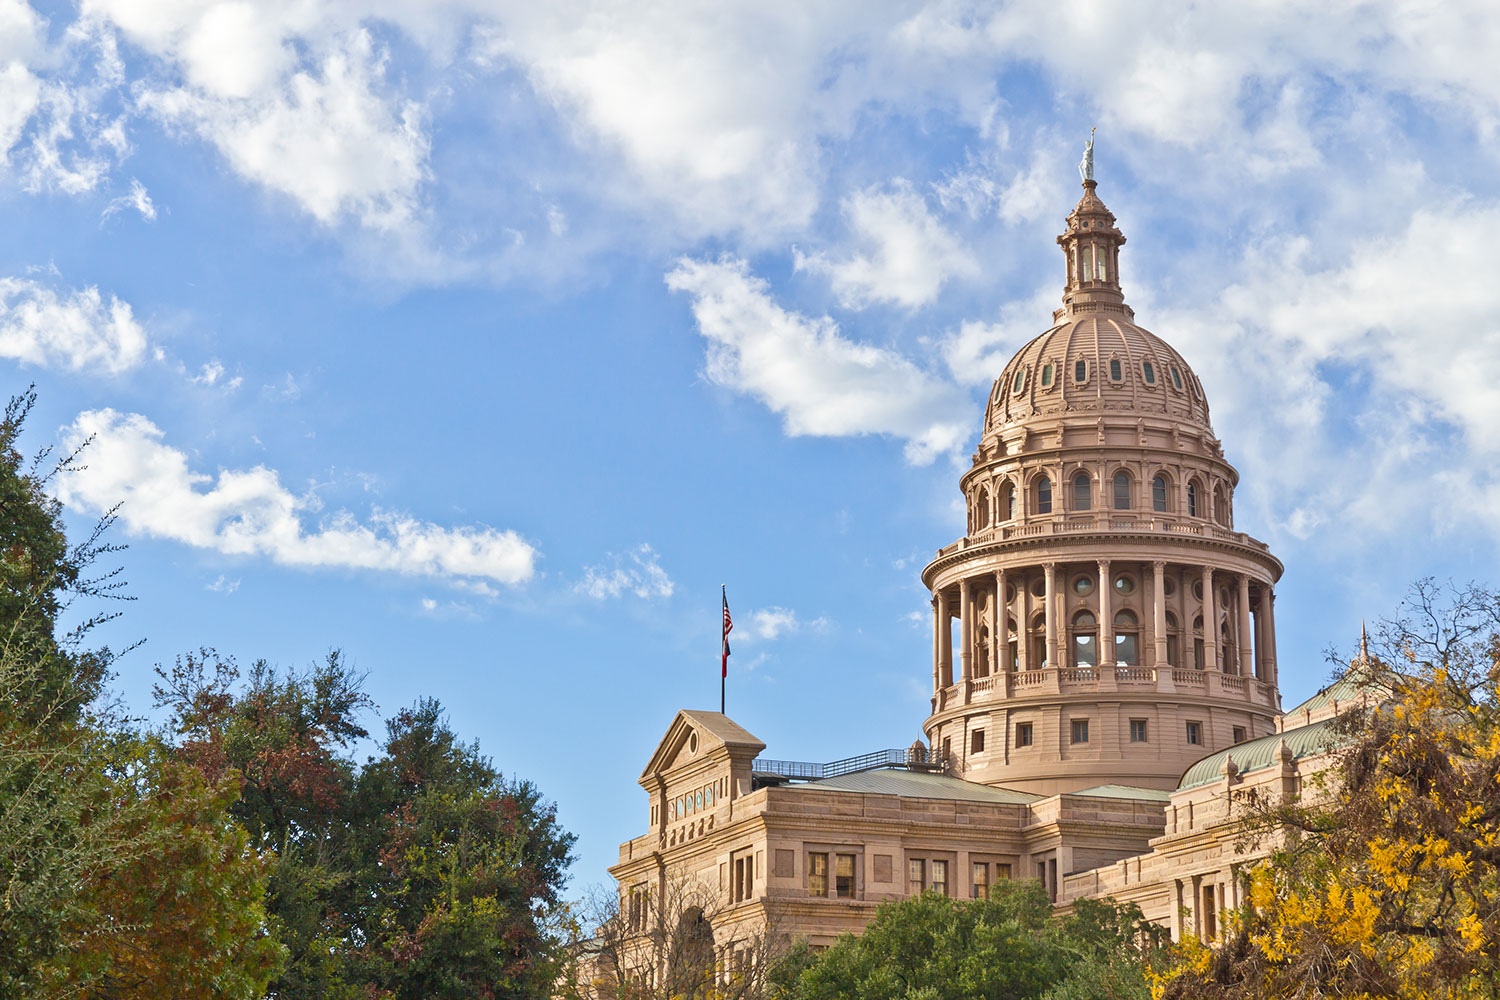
left=721, top=585, right=727, bottom=714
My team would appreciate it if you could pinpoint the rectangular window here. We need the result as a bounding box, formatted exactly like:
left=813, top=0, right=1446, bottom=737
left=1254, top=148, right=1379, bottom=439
left=1110, top=359, right=1123, bottom=381
left=970, top=729, right=985, bottom=754
left=1232, top=726, right=1247, bottom=744
left=1186, top=721, right=1202, bottom=746
left=1194, top=637, right=1205, bottom=669
left=1130, top=719, right=1148, bottom=743
left=808, top=852, right=828, bottom=897
left=943, top=737, right=952, bottom=760
left=1071, top=719, right=1090, bottom=744
left=1015, top=722, right=1033, bottom=748
left=972, top=862, right=989, bottom=899
left=908, top=859, right=925, bottom=896
left=1167, top=634, right=1180, bottom=667
left=1041, top=363, right=1054, bottom=387
left=931, top=860, right=948, bottom=896
left=835, top=854, right=855, bottom=898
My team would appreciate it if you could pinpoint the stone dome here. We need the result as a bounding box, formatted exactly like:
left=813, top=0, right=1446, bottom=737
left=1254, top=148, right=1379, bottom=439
left=982, top=315, right=1213, bottom=438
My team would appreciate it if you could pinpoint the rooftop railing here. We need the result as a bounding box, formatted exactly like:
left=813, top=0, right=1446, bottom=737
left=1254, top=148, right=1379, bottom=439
left=751, top=746, right=945, bottom=781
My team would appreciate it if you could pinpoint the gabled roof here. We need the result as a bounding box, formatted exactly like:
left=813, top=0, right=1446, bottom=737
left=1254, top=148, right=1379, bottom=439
left=639, top=710, right=765, bottom=782
left=785, top=768, right=1040, bottom=804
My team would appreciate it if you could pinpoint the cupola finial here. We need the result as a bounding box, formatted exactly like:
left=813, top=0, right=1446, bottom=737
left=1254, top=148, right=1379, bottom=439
left=1078, top=127, right=1096, bottom=184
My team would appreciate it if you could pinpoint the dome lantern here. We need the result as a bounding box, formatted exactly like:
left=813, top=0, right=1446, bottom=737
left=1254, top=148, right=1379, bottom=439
left=1056, top=179, right=1128, bottom=318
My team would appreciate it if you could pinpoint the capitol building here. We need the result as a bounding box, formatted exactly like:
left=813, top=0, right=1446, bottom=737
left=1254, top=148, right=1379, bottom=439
left=601, top=171, right=1358, bottom=978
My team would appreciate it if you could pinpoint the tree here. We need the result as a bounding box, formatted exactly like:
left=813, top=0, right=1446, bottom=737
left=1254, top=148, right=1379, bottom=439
left=776, top=883, right=1159, bottom=1000
left=1156, top=580, right=1500, bottom=1000
left=155, top=657, right=577, bottom=1000
left=0, top=389, right=278, bottom=999
left=563, top=868, right=794, bottom=1000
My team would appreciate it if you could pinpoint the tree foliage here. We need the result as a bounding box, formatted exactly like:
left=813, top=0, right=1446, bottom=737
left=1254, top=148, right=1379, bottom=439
left=778, top=884, right=1160, bottom=1000
left=1156, top=580, right=1500, bottom=1000
left=155, top=654, right=577, bottom=999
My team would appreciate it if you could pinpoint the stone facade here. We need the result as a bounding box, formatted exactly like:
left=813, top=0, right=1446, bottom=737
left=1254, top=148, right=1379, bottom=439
left=597, top=175, right=1339, bottom=989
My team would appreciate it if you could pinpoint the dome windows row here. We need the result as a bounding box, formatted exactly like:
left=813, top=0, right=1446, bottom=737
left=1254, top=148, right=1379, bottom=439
left=968, top=470, right=1233, bottom=532
left=1002, top=356, right=1195, bottom=399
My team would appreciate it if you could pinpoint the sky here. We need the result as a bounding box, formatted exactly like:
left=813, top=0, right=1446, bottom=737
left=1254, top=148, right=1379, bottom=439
left=4, top=0, right=1500, bottom=891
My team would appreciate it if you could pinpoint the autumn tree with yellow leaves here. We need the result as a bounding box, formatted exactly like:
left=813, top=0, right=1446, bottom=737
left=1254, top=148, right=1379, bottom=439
left=1157, top=579, right=1500, bottom=1000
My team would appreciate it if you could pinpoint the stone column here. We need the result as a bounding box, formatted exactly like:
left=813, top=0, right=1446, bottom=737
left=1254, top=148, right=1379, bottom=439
left=1202, top=566, right=1217, bottom=670
left=992, top=570, right=1005, bottom=675
left=938, top=589, right=953, bottom=687
left=1097, top=559, right=1112, bottom=668
left=1153, top=561, right=1169, bottom=668
left=1043, top=563, right=1057, bottom=669
left=1264, top=588, right=1278, bottom=689
left=959, top=577, right=972, bottom=682
left=1238, top=576, right=1253, bottom=678
left=1018, top=576, right=1031, bottom=672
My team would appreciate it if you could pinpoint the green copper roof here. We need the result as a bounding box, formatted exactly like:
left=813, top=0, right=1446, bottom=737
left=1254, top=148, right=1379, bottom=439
left=792, top=769, right=1041, bottom=804
left=1070, top=784, right=1171, bottom=801
left=1177, top=719, right=1340, bottom=790
left=1284, top=675, right=1367, bottom=717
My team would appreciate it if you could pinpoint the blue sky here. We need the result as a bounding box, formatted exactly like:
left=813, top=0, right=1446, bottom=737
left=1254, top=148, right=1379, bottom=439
left=5, top=0, right=1500, bottom=890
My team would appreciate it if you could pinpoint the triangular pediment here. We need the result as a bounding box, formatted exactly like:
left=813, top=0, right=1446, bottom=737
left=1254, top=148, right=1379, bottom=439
left=639, top=710, right=765, bottom=783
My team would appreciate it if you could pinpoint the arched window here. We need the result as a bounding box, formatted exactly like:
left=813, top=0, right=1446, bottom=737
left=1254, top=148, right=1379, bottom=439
left=1035, top=476, right=1052, bottom=515
left=1072, top=610, right=1098, bottom=668
left=1192, top=615, right=1205, bottom=670
left=1006, top=617, right=1018, bottom=672
left=1165, top=611, right=1181, bottom=667
left=1114, top=610, right=1139, bottom=666
left=1000, top=482, right=1016, bottom=522
left=974, top=487, right=991, bottom=530
left=1152, top=475, right=1168, bottom=512
left=1113, top=472, right=1132, bottom=510
left=1187, top=481, right=1200, bottom=518
left=1072, top=473, right=1091, bottom=511
left=1213, top=484, right=1229, bottom=527
left=975, top=624, right=991, bottom=678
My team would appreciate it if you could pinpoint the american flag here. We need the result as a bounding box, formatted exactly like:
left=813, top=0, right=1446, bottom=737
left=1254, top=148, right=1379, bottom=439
left=721, top=586, right=733, bottom=679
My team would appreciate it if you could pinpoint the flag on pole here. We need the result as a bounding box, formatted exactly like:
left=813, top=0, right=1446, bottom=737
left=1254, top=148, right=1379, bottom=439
left=721, top=586, right=733, bottom=679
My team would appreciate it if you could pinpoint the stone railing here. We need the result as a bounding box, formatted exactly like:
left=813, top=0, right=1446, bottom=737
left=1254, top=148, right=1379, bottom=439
left=934, top=666, right=1276, bottom=710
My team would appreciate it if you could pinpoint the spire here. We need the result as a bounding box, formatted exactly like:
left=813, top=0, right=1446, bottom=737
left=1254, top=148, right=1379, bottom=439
left=1359, top=620, right=1370, bottom=664
left=1056, top=137, right=1128, bottom=319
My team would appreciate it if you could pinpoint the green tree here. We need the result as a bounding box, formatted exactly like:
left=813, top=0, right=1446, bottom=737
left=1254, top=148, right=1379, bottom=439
left=0, top=389, right=279, bottom=999
left=155, top=657, right=577, bottom=999
left=781, top=883, right=1158, bottom=1000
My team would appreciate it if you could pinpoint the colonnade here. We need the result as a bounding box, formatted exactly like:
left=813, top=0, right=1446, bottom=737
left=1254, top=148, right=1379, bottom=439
left=931, top=560, right=1277, bottom=694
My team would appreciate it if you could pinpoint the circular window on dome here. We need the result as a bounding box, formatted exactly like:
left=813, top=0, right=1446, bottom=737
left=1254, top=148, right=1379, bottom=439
left=1072, top=576, right=1094, bottom=596
left=1030, top=578, right=1046, bottom=598
left=1005, top=584, right=1017, bottom=603
left=1192, top=581, right=1204, bottom=600
left=1074, top=359, right=1088, bottom=384
left=1163, top=576, right=1177, bottom=596
left=1012, top=368, right=1027, bottom=394
left=1041, top=363, right=1055, bottom=388
left=1114, top=574, right=1136, bottom=594
left=1142, top=360, right=1157, bottom=385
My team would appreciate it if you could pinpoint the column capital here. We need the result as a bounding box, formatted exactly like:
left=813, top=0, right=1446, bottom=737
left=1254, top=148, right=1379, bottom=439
left=1153, top=559, right=1167, bottom=572
left=1096, top=557, right=1111, bottom=571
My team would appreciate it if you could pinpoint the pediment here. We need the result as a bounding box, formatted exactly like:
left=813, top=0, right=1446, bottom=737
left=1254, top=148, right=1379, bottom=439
left=639, top=710, right=765, bottom=783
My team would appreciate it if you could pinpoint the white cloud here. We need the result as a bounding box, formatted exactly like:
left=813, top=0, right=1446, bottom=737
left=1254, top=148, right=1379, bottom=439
left=577, top=543, right=674, bottom=600
left=101, top=177, right=155, bottom=221
left=740, top=606, right=829, bottom=642
left=55, top=409, right=538, bottom=587
left=137, top=30, right=428, bottom=231
left=666, top=255, right=973, bottom=464
left=1153, top=199, right=1500, bottom=548
left=795, top=181, right=977, bottom=309
left=0, top=275, right=147, bottom=373
left=206, top=574, right=238, bottom=594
